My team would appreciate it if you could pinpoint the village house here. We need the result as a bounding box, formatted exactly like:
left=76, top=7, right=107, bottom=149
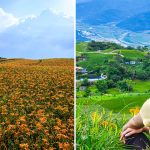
left=76, top=55, right=87, bottom=62
left=125, top=61, right=136, bottom=65
left=76, top=67, right=87, bottom=73
left=80, top=86, right=87, bottom=91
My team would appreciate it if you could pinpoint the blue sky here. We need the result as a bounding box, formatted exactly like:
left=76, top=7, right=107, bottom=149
left=77, top=0, right=92, bottom=3
left=0, top=0, right=74, bottom=59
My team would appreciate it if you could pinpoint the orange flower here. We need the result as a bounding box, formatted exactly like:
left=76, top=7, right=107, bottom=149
left=129, top=106, right=140, bottom=116
left=63, top=143, right=71, bottom=150
left=7, top=125, right=16, bottom=131
left=0, top=59, right=74, bottom=149
left=102, top=121, right=109, bottom=128
left=39, top=117, right=47, bottom=123
left=42, top=138, right=48, bottom=143
left=19, top=116, right=26, bottom=122
left=19, top=143, right=29, bottom=150
left=36, top=122, right=43, bottom=130
left=58, top=142, right=71, bottom=150
left=61, top=129, right=67, bottom=134
left=54, top=126, right=61, bottom=131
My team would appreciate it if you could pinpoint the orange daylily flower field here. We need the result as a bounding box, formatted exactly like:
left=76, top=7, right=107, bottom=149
left=0, top=59, right=74, bottom=150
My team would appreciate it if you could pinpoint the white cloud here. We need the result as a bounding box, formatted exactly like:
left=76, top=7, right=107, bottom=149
left=0, top=9, right=74, bottom=58
left=50, top=0, right=75, bottom=18
left=21, top=14, right=37, bottom=23
left=49, top=8, right=73, bottom=20
left=62, top=0, right=75, bottom=17
left=49, top=8, right=61, bottom=15
left=0, top=8, right=19, bottom=30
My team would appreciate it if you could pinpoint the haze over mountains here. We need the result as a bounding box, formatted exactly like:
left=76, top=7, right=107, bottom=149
left=0, top=4, right=74, bottom=59
left=77, top=0, right=150, bottom=47
left=117, top=12, right=150, bottom=32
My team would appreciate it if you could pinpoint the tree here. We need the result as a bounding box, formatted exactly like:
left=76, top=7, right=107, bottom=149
left=107, top=62, right=128, bottom=81
left=96, top=80, right=108, bottom=94
left=125, top=79, right=133, bottom=91
left=117, top=80, right=133, bottom=92
left=114, top=52, right=123, bottom=63
left=144, top=52, right=150, bottom=60
left=111, top=75, right=121, bottom=82
left=107, top=80, right=116, bottom=88
left=87, top=41, right=124, bottom=51
left=136, top=70, right=148, bottom=80
left=84, top=88, right=91, bottom=97
left=126, top=46, right=135, bottom=50
left=81, top=78, right=89, bottom=86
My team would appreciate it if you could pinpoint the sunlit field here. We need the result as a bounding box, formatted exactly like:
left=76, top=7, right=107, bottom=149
left=0, top=58, right=74, bottom=150
left=76, top=94, right=150, bottom=150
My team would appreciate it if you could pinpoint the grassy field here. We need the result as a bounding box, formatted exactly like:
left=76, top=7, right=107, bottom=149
left=78, top=93, right=150, bottom=113
left=112, top=50, right=146, bottom=60
left=77, top=80, right=150, bottom=97
left=0, top=59, right=74, bottom=149
left=77, top=79, right=150, bottom=149
left=133, top=80, right=150, bottom=93
left=77, top=52, right=147, bottom=72
left=77, top=104, right=130, bottom=150
left=76, top=42, right=88, bottom=53
left=77, top=92, right=150, bottom=149
left=77, top=42, right=147, bottom=71
left=76, top=42, right=150, bottom=149
left=77, top=53, right=115, bottom=70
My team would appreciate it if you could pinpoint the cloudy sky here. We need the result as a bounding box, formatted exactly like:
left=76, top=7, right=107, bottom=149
left=0, top=0, right=75, bottom=59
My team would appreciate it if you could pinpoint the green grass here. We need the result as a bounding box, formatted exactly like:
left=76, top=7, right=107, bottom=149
left=107, top=88, right=122, bottom=94
left=76, top=42, right=147, bottom=60
left=76, top=42, right=88, bottom=52
left=77, top=104, right=131, bottom=150
left=77, top=49, right=147, bottom=71
left=133, top=80, right=150, bottom=93
left=104, top=80, right=150, bottom=94
left=77, top=53, right=115, bottom=70
left=88, top=85, right=99, bottom=94
left=77, top=93, right=150, bottom=113
left=113, top=50, right=146, bottom=60
left=77, top=93, right=150, bottom=149
left=101, top=49, right=114, bottom=53
left=76, top=42, right=150, bottom=149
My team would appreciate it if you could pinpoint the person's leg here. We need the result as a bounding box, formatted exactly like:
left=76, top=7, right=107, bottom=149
left=125, top=133, right=150, bottom=150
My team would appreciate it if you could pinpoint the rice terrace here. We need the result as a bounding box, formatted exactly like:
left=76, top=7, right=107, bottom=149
left=0, top=58, right=74, bottom=149
left=76, top=41, right=150, bottom=149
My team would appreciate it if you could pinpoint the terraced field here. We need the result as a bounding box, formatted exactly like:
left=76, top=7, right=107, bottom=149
left=76, top=42, right=150, bottom=149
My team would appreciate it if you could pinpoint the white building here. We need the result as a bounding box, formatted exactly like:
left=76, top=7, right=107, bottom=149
left=76, top=67, right=87, bottom=73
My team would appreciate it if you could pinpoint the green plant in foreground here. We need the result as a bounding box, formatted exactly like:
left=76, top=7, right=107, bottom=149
left=76, top=107, right=133, bottom=150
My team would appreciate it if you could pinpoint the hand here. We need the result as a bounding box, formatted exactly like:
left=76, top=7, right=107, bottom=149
left=120, top=128, right=143, bottom=143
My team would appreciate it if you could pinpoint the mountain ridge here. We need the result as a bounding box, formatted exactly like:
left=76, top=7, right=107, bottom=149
left=77, top=0, right=150, bottom=46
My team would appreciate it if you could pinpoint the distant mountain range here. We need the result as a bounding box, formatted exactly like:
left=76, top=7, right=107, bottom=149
left=77, top=0, right=150, bottom=46
left=117, top=12, right=150, bottom=32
